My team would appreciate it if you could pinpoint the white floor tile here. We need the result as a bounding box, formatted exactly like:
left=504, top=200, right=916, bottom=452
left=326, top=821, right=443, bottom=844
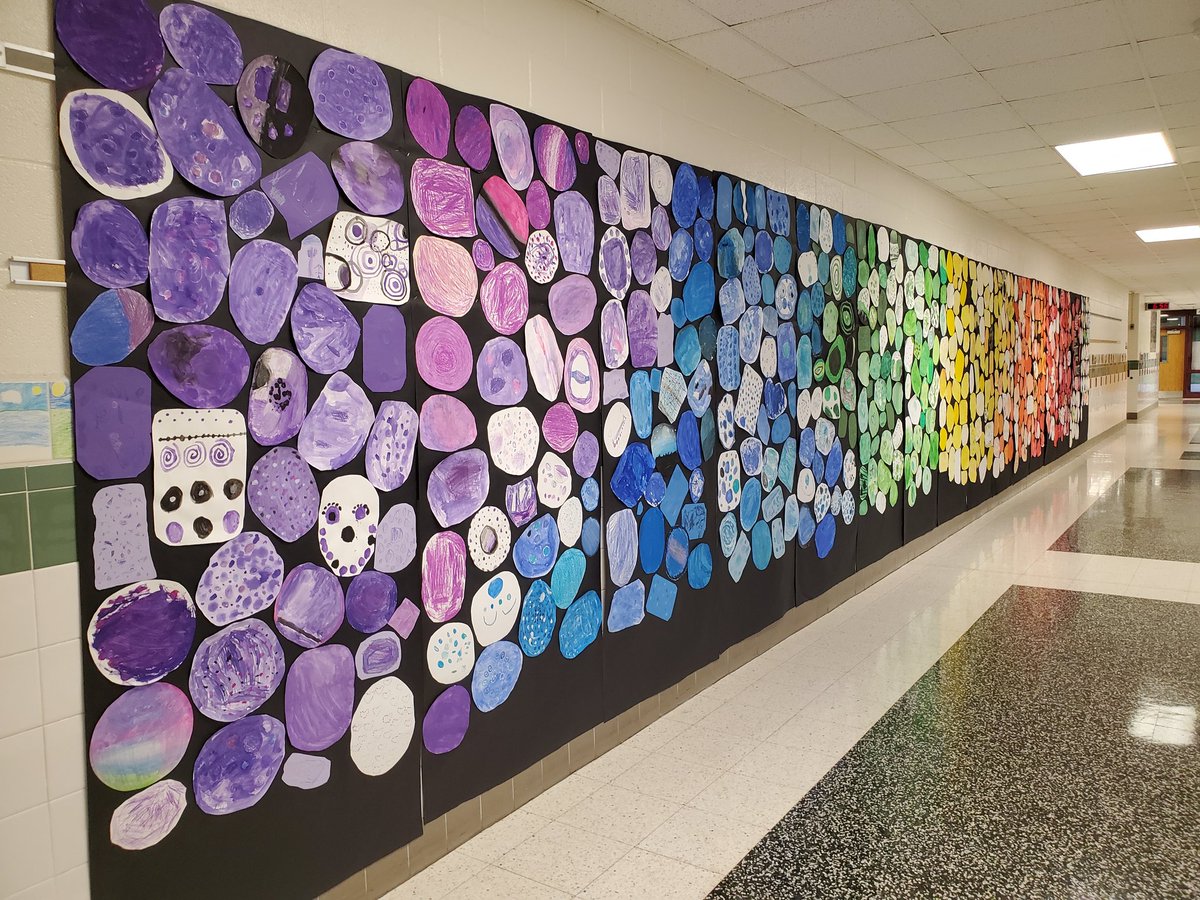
left=457, top=808, right=551, bottom=864
left=383, top=849, right=485, bottom=899
left=556, top=783, right=680, bottom=844
left=497, top=821, right=630, bottom=894
left=578, top=847, right=721, bottom=899
left=639, top=807, right=761, bottom=875
left=612, top=752, right=722, bottom=805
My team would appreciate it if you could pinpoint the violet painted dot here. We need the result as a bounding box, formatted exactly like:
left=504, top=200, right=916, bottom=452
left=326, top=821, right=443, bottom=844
left=427, top=449, right=490, bottom=529
left=455, top=105, right=492, bottom=171
left=419, top=394, right=476, bottom=453
left=236, top=55, right=313, bottom=158
left=526, top=180, right=551, bottom=231
left=627, top=289, right=657, bottom=368
left=479, top=262, right=528, bottom=335
left=247, top=446, right=319, bottom=543
left=60, top=90, right=173, bottom=201
left=423, top=685, right=470, bottom=754
left=56, top=0, right=163, bottom=91
left=195, top=531, right=285, bottom=626
left=422, top=531, right=467, bottom=622
left=309, top=47, right=392, bottom=140
left=189, top=618, right=285, bottom=721
left=407, top=78, right=450, bottom=158
left=534, top=123, right=576, bottom=191
left=356, top=631, right=401, bottom=679
left=71, top=288, right=153, bottom=366
left=548, top=274, right=597, bottom=336
left=261, top=152, right=340, bottom=239
left=346, top=571, right=398, bottom=633
left=490, top=104, right=534, bottom=190
left=274, top=563, right=345, bottom=649
left=298, top=372, right=374, bottom=471
left=148, top=324, right=250, bottom=409
left=229, top=240, right=297, bottom=345
left=652, top=205, right=671, bottom=251
left=472, top=239, right=495, bottom=271
left=193, top=715, right=285, bottom=815
left=149, top=67, right=260, bottom=196
left=159, top=4, right=242, bottom=84
left=476, top=336, right=528, bottom=406
left=630, top=230, right=657, bottom=285
left=90, top=683, right=192, bottom=792
left=72, top=200, right=149, bottom=289
left=248, top=348, right=307, bottom=447
left=364, top=400, right=418, bottom=492
left=410, top=158, right=476, bottom=238
left=573, top=430, right=599, bottom=478
left=574, top=132, right=590, bottom=164
left=332, top=141, right=405, bottom=216
left=415, top=316, right=472, bottom=391
left=363, top=305, right=407, bottom=393
left=229, top=190, right=274, bottom=240
left=74, top=366, right=152, bottom=480
left=290, top=283, right=360, bottom=375
left=148, top=196, right=230, bottom=323
left=88, top=580, right=196, bottom=686
left=542, top=403, right=579, bottom=454
left=554, top=190, right=595, bottom=275
left=285, top=645, right=355, bottom=751
left=375, top=504, right=417, bottom=575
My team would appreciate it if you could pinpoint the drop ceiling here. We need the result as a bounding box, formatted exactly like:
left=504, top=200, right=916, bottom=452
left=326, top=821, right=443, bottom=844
left=582, top=0, right=1200, bottom=304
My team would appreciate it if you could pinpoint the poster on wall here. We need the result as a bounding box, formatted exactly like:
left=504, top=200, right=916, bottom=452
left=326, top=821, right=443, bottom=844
left=402, top=75, right=607, bottom=821
left=57, top=3, right=424, bottom=897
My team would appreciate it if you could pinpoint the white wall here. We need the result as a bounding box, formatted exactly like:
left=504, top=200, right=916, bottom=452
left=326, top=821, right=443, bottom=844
left=0, top=0, right=1132, bottom=896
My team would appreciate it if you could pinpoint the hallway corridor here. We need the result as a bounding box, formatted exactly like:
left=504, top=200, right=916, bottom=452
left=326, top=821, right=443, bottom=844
left=387, top=406, right=1200, bottom=899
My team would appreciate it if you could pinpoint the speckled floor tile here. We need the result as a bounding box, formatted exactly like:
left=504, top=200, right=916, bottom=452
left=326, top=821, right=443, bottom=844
left=1051, top=467, right=1200, bottom=561
left=709, top=587, right=1200, bottom=900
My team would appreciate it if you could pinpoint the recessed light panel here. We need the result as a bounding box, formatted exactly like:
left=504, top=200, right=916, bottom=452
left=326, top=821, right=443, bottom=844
left=1056, top=132, right=1175, bottom=177
left=1137, top=225, right=1200, bottom=243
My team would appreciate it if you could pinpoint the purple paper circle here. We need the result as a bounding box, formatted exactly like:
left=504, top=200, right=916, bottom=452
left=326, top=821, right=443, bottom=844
left=71, top=200, right=149, bottom=288
left=406, top=78, right=450, bottom=159
left=291, top=283, right=361, bottom=376
left=90, top=683, right=192, bottom=792
left=415, top=316, right=472, bottom=391
left=423, top=685, right=470, bottom=754
left=56, top=0, right=163, bottom=91
left=148, top=324, right=250, bottom=409
left=192, top=715, right=285, bottom=815
left=331, top=141, right=405, bottom=216
left=158, top=3, right=242, bottom=84
left=573, top=431, right=600, bottom=478
left=247, top=446, right=319, bottom=543
left=309, top=48, right=392, bottom=140
left=88, top=580, right=196, bottom=686
left=454, top=105, right=492, bottom=171
left=195, top=531, right=285, bottom=626
left=479, top=262, right=529, bottom=336
left=476, top=337, right=528, bottom=406
left=189, top=618, right=285, bottom=722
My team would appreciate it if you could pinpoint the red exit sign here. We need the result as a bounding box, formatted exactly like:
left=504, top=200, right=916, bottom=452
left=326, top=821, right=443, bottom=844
left=1146, top=302, right=1170, bottom=310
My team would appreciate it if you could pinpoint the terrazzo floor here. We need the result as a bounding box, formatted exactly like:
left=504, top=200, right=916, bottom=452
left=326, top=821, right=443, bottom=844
left=385, top=403, right=1200, bottom=899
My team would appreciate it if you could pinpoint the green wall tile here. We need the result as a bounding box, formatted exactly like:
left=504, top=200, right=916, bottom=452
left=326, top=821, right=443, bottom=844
left=26, top=463, right=74, bottom=491
left=0, top=467, right=26, bottom=495
left=29, top=487, right=75, bottom=569
left=0, top=492, right=31, bottom=574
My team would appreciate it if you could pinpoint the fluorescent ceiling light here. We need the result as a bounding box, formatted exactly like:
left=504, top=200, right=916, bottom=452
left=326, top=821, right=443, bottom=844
left=1055, top=132, right=1175, bottom=176
left=1137, top=225, right=1200, bottom=243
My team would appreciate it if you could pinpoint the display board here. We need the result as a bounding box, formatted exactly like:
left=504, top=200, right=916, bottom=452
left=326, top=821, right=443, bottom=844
left=54, top=2, right=1091, bottom=897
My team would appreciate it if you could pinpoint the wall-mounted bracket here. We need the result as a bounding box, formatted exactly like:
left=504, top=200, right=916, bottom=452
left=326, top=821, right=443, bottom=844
left=0, top=42, right=54, bottom=81
left=9, top=257, right=66, bottom=287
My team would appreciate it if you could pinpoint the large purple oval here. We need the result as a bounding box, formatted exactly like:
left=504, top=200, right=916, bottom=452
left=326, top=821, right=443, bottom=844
left=75, top=366, right=152, bottom=480
left=428, top=449, right=490, bottom=529
left=148, top=196, right=230, bottom=323
left=274, top=563, right=344, bottom=649
left=297, top=372, right=374, bottom=471
left=72, top=200, right=149, bottom=288
left=423, top=685, right=470, bottom=754
left=554, top=191, right=595, bottom=275
left=455, top=106, right=492, bottom=171
left=476, top=337, right=528, bottom=406
left=415, top=316, right=472, bottom=391
left=195, top=531, right=284, bottom=626
left=291, top=283, right=360, bottom=375
left=479, top=262, right=528, bottom=336
left=248, top=348, right=308, bottom=447
left=309, top=48, right=392, bottom=140
left=88, top=580, right=196, bottom=686
left=331, top=141, right=405, bottom=216
left=490, top=104, right=533, bottom=191
left=247, top=446, right=319, bottom=543
left=150, top=67, right=260, bottom=196
left=362, top=305, right=407, bottom=394
left=364, top=400, right=418, bottom=492
left=158, top=3, right=242, bottom=84
left=91, top=684, right=192, bottom=792
left=285, top=645, right=355, bottom=751
left=56, top=0, right=163, bottom=91
left=193, top=715, right=285, bottom=815
left=534, top=124, right=576, bottom=192
left=419, top=395, right=476, bottom=453
left=229, top=190, right=274, bottom=240
left=411, top=159, right=476, bottom=238
left=148, top=324, right=250, bottom=409
left=407, top=78, right=450, bottom=158
left=627, top=289, right=658, bottom=368
left=548, top=274, right=597, bottom=336
left=346, top=571, right=398, bottom=633
left=60, top=91, right=172, bottom=200
left=189, top=618, right=285, bottom=722
left=229, top=241, right=296, bottom=345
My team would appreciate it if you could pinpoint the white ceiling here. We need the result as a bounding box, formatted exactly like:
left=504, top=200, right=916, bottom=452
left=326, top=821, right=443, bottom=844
left=583, top=0, right=1200, bottom=304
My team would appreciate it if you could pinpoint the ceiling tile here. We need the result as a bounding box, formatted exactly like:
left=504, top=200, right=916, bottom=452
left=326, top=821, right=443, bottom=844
left=671, top=28, right=788, bottom=78
left=839, top=123, right=911, bottom=150
left=800, top=37, right=973, bottom=96
left=908, top=0, right=1091, bottom=32
left=796, top=99, right=878, bottom=131
left=975, top=164, right=1079, bottom=188
left=585, top=0, right=724, bottom=42
left=955, top=147, right=1065, bottom=175
left=1011, top=80, right=1157, bottom=126
left=1161, top=100, right=1200, bottom=130
left=875, top=143, right=943, bottom=167
left=981, top=45, right=1142, bottom=102
left=892, top=103, right=1025, bottom=142
left=1137, top=36, right=1200, bottom=78
left=690, top=0, right=826, bottom=26
left=850, top=73, right=1003, bottom=122
left=945, top=2, right=1127, bottom=70
left=906, top=161, right=966, bottom=180
left=1151, top=73, right=1200, bottom=107
left=1117, top=0, right=1200, bottom=41
left=742, top=67, right=838, bottom=108
left=735, top=0, right=935, bottom=67
left=923, top=127, right=1045, bottom=160
left=1171, top=125, right=1200, bottom=148
left=1033, top=108, right=1166, bottom=145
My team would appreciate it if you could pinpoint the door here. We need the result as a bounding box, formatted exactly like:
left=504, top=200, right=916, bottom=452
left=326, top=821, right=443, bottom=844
left=1160, top=329, right=1186, bottom=393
